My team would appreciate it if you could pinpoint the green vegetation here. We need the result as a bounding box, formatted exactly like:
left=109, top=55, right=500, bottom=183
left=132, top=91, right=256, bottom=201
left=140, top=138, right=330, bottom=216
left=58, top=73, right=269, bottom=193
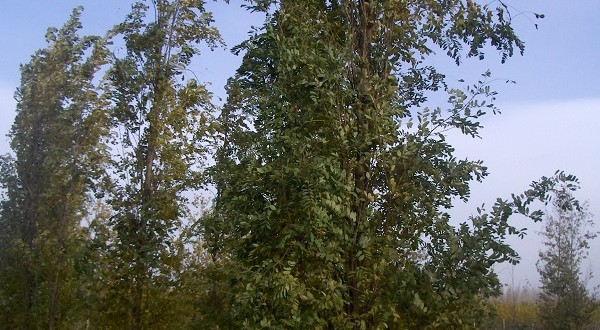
left=0, top=8, right=107, bottom=328
left=492, top=284, right=600, bottom=329
left=537, top=186, right=597, bottom=329
left=0, top=1, right=594, bottom=329
left=491, top=281, right=542, bottom=329
left=86, top=1, right=220, bottom=328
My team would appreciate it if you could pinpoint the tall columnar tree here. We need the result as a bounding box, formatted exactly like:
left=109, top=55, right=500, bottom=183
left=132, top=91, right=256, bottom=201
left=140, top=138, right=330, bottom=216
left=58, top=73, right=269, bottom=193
left=537, top=183, right=597, bottom=329
left=91, top=0, right=221, bottom=328
left=0, top=7, right=108, bottom=329
left=208, top=1, right=571, bottom=328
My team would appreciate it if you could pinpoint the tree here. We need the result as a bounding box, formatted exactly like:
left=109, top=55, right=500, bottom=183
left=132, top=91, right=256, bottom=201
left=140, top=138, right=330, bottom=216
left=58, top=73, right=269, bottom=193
left=537, top=182, right=598, bottom=329
left=0, top=8, right=108, bottom=329
left=87, top=0, right=221, bottom=328
left=207, top=0, right=562, bottom=328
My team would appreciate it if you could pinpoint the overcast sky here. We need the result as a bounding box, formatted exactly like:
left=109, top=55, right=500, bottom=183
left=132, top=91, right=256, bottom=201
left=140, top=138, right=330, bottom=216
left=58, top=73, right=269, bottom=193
left=0, top=1, right=599, bottom=292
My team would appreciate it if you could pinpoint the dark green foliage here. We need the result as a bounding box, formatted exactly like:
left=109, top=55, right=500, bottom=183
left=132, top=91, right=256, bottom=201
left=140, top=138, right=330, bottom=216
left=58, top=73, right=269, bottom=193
left=0, top=1, right=581, bottom=329
left=206, top=1, right=567, bottom=328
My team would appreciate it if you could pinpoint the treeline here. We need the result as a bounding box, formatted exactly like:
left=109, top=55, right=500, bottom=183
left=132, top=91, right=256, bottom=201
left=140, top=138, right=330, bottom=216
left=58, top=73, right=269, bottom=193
left=0, top=1, right=589, bottom=329
left=492, top=286, right=600, bottom=329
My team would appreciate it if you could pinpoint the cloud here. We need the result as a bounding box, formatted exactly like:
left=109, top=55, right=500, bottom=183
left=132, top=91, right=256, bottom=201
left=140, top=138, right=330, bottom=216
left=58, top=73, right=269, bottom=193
left=453, top=99, right=600, bottom=211
left=448, top=98, right=600, bottom=289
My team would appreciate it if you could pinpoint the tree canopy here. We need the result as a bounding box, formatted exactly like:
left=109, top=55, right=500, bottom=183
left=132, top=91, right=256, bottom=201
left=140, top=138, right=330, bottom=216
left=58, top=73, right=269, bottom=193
left=0, top=1, right=589, bottom=329
left=205, top=1, right=574, bottom=328
left=0, top=7, right=106, bottom=328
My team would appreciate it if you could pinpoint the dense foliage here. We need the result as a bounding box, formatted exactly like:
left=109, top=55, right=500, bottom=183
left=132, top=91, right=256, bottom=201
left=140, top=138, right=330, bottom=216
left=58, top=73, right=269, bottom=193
left=0, top=1, right=590, bottom=329
left=0, top=8, right=106, bottom=328
left=205, top=1, right=577, bottom=328
left=85, top=1, right=220, bottom=328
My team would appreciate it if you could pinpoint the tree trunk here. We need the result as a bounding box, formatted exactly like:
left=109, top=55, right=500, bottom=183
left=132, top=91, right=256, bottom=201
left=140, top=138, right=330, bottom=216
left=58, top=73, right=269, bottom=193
left=132, top=278, right=144, bottom=330
left=344, top=0, right=376, bottom=323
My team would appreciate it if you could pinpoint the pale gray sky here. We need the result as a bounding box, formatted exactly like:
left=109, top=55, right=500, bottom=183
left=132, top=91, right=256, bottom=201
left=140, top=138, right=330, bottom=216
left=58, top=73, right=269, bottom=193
left=0, top=1, right=599, bottom=291
left=448, top=101, right=600, bottom=290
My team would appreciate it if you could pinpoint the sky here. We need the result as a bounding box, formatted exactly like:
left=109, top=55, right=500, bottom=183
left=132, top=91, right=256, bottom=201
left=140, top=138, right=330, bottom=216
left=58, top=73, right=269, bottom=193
left=0, top=1, right=599, bottom=292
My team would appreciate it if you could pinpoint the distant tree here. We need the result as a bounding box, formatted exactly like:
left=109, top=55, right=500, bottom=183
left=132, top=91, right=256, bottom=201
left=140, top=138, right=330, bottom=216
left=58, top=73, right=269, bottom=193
left=537, top=182, right=598, bottom=329
left=0, top=7, right=108, bottom=329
